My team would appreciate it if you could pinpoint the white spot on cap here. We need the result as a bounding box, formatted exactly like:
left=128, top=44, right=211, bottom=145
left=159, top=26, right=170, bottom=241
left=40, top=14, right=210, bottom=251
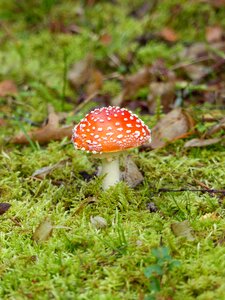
left=94, top=135, right=100, bottom=138
left=126, top=130, right=131, bottom=133
left=134, top=131, right=141, bottom=137
left=117, top=128, right=123, bottom=131
left=106, top=132, right=113, bottom=136
left=107, top=117, right=111, bottom=121
left=98, top=128, right=103, bottom=132
left=115, top=122, right=120, bottom=126
left=107, top=126, right=112, bottom=130
left=130, top=116, right=134, bottom=120
left=117, top=134, right=123, bottom=139
left=124, top=118, right=128, bottom=121
left=99, top=119, right=104, bottom=123
left=126, top=124, right=132, bottom=128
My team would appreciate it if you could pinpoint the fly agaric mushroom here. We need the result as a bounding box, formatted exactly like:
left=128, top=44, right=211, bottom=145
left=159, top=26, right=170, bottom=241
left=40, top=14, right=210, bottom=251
left=72, top=106, right=151, bottom=190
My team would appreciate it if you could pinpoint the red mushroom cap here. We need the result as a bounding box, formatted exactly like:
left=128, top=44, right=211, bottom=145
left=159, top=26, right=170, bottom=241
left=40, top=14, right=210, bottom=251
left=72, top=106, right=151, bottom=154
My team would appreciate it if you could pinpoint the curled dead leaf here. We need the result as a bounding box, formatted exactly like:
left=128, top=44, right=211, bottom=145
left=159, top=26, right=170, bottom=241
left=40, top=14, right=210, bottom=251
left=184, top=137, right=223, bottom=148
left=11, top=107, right=73, bottom=144
left=146, top=108, right=194, bottom=149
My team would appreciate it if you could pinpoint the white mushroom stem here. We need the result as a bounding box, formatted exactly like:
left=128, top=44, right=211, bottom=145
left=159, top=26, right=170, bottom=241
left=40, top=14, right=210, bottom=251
left=100, top=154, right=120, bottom=190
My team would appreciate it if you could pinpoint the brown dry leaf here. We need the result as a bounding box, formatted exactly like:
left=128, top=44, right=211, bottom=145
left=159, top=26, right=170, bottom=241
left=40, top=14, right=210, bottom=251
left=183, top=64, right=211, bottom=81
left=0, top=203, right=11, bottom=215
left=204, top=117, right=225, bottom=137
left=160, top=27, right=179, bottom=42
left=147, top=108, right=194, bottom=149
left=123, top=67, right=151, bottom=99
left=31, top=159, right=70, bottom=179
left=86, top=69, right=104, bottom=96
left=184, top=137, right=223, bottom=148
left=0, top=80, right=17, bottom=97
left=171, top=220, right=195, bottom=241
left=11, top=107, right=73, bottom=144
left=123, top=156, right=144, bottom=188
left=32, top=218, right=53, bottom=242
left=148, top=82, right=175, bottom=113
left=206, top=26, right=223, bottom=43
left=68, top=54, right=94, bottom=90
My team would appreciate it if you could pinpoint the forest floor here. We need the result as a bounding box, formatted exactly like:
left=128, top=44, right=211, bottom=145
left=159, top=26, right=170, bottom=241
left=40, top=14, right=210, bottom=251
left=0, top=1, right=225, bottom=299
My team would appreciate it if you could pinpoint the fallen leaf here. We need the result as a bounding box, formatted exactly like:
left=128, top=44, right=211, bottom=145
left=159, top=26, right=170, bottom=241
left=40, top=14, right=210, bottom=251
left=160, top=27, right=179, bottom=42
left=184, top=137, right=223, bottom=148
left=68, top=54, right=94, bottom=90
left=148, top=82, right=175, bottom=113
left=32, top=218, right=53, bottom=242
left=206, top=25, right=223, bottom=43
left=0, top=203, right=11, bottom=215
left=11, top=106, right=73, bottom=144
left=86, top=69, right=103, bottom=96
left=0, top=80, right=17, bottom=97
left=171, top=220, right=195, bottom=241
left=183, top=64, right=211, bottom=81
left=146, top=108, right=194, bottom=149
left=123, top=156, right=144, bottom=188
left=123, top=67, right=151, bottom=99
left=90, top=216, right=108, bottom=229
left=31, top=159, right=70, bottom=179
left=204, top=117, right=225, bottom=137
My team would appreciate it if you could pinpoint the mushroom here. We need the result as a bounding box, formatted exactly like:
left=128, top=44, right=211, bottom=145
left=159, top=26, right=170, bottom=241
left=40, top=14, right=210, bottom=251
left=72, top=106, right=151, bottom=190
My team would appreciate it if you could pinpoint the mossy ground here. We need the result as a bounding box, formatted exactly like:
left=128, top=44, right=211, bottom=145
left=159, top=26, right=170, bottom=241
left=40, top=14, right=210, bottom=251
left=0, top=1, right=225, bottom=299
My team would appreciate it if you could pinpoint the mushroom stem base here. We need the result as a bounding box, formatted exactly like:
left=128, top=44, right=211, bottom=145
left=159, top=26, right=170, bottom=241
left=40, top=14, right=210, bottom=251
left=101, top=155, right=120, bottom=190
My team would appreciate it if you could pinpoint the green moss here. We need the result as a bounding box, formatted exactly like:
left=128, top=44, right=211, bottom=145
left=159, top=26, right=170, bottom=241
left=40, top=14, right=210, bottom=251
left=0, top=1, right=225, bottom=299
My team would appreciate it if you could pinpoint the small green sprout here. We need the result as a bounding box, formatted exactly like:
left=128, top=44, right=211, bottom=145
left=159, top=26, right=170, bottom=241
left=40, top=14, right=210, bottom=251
left=144, top=246, right=181, bottom=300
